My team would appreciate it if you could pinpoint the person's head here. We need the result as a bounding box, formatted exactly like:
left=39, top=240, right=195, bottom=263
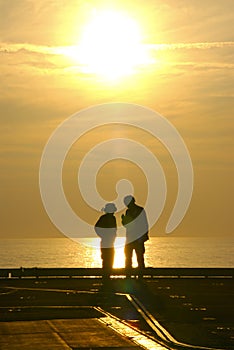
left=102, top=203, right=117, bottom=214
left=123, top=195, right=135, bottom=208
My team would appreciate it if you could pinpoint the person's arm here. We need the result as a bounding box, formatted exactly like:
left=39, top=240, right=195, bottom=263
left=139, top=209, right=149, bottom=241
left=121, top=209, right=133, bottom=226
left=142, top=209, right=149, bottom=233
left=94, top=216, right=105, bottom=238
left=121, top=213, right=126, bottom=226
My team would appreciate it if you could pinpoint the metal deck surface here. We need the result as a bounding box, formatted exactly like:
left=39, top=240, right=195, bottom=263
left=0, top=317, right=168, bottom=350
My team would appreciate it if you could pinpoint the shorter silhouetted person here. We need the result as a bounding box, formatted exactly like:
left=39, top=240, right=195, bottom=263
left=95, top=203, right=117, bottom=280
left=121, top=195, right=149, bottom=277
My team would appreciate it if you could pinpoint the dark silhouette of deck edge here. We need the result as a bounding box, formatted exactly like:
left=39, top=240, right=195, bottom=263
left=0, top=267, right=233, bottom=279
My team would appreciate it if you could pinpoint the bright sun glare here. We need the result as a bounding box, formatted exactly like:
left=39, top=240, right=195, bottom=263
left=62, top=10, right=151, bottom=81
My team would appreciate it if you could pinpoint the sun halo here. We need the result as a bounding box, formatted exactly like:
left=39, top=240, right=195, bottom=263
left=62, top=10, right=152, bottom=81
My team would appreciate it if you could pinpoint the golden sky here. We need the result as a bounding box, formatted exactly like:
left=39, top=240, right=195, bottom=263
left=0, top=0, right=233, bottom=238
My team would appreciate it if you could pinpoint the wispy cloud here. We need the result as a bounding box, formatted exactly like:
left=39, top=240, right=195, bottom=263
left=149, top=41, right=234, bottom=50
left=1, top=40, right=233, bottom=77
left=0, top=42, right=58, bottom=55
left=1, top=41, right=234, bottom=55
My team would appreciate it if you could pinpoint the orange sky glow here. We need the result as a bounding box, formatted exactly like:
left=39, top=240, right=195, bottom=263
left=0, top=0, right=233, bottom=239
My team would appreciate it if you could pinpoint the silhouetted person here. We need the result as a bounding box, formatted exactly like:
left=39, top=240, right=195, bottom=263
left=95, top=203, right=117, bottom=280
left=121, top=195, right=149, bottom=277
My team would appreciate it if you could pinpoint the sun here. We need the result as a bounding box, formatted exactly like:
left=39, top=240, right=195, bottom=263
left=63, top=10, right=151, bottom=81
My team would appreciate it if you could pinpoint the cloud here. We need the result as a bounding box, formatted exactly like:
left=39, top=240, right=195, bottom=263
left=0, top=43, right=54, bottom=55
left=1, top=40, right=234, bottom=54
left=1, top=40, right=234, bottom=77
left=149, top=41, right=234, bottom=50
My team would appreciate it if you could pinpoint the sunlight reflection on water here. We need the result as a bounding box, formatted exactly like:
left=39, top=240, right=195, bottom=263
left=79, top=237, right=137, bottom=268
left=0, top=237, right=233, bottom=268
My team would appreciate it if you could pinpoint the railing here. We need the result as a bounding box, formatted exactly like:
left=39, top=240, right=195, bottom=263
left=0, top=267, right=233, bottom=279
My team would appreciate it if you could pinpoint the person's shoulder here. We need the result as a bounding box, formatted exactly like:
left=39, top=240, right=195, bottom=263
left=99, top=214, right=107, bottom=220
left=135, top=204, right=144, bottom=212
left=95, top=214, right=106, bottom=224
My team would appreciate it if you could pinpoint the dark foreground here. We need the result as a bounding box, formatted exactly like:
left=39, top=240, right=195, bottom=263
left=0, top=268, right=233, bottom=350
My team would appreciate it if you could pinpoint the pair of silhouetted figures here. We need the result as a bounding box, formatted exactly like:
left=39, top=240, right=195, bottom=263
left=94, top=195, right=149, bottom=280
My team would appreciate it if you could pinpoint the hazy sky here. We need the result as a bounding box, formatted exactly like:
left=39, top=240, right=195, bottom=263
left=0, top=0, right=233, bottom=239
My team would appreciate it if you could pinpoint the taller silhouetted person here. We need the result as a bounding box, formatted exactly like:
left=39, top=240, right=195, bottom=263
left=95, top=203, right=117, bottom=280
left=121, top=195, right=149, bottom=278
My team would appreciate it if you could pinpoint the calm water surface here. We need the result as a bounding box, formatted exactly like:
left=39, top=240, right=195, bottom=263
left=0, top=237, right=233, bottom=268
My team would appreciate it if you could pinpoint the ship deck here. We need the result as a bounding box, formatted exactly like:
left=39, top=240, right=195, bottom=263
left=0, top=268, right=233, bottom=349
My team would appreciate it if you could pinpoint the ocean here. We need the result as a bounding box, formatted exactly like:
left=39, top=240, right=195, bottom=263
left=0, top=237, right=233, bottom=269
